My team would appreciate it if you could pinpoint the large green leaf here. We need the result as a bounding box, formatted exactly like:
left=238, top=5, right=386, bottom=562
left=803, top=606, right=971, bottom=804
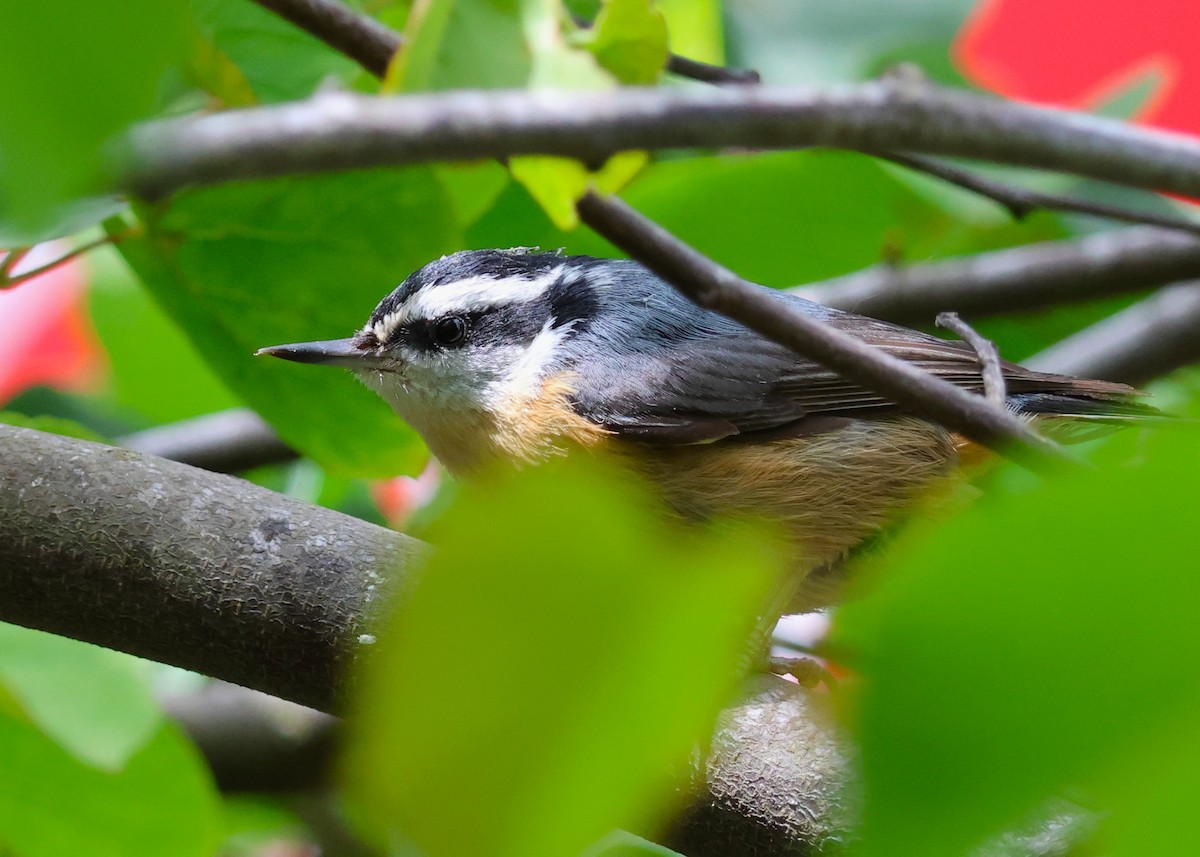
left=88, top=250, right=240, bottom=424
left=0, top=624, right=160, bottom=772
left=114, top=169, right=462, bottom=475
left=342, top=457, right=783, bottom=857
left=578, top=0, right=669, bottom=85
left=472, top=149, right=982, bottom=284
left=189, top=0, right=362, bottom=102
left=387, top=0, right=529, bottom=92
left=0, top=0, right=187, bottom=226
left=0, top=717, right=220, bottom=857
left=830, top=424, right=1200, bottom=857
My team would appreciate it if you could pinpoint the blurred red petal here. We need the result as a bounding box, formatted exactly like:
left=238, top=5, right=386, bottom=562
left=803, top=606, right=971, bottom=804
left=955, top=0, right=1200, bottom=135
left=0, top=247, right=105, bottom=405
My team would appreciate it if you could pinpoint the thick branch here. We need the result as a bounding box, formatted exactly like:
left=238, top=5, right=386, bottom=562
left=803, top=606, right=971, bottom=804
left=797, top=226, right=1200, bottom=326
left=1027, top=281, right=1200, bottom=385
left=575, top=191, right=1072, bottom=470
left=116, top=82, right=1200, bottom=202
left=0, top=424, right=420, bottom=711
left=2, top=424, right=848, bottom=855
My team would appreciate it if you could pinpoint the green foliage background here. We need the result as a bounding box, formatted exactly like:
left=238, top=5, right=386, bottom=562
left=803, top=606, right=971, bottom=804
left=1, top=0, right=1198, bottom=855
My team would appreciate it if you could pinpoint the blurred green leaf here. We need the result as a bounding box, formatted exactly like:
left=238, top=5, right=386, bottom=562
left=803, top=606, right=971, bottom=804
left=579, top=0, right=668, bottom=84
left=220, top=795, right=311, bottom=857
left=0, top=412, right=107, bottom=444
left=583, top=830, right=685, bottom=856
left=830, top=425, right=1200, bottom=857
left=0, top=0, right=187, bottom=225
left=474, top=150, right=970, bottom=284
left=0, top=197, right=127, bottom=248
left=432, top=162, right=512, bottom=229
left=387, top=0, right=529, bottom=92
left=510, top=151, right=647, bottom=230
left=189, top=0, right=361, bottom=102
left=658, top=0, right=723, bottom=65
left=113, top=169, right=461, bottom=476
left=1095, top=705, right=1200, bottom=857
left=88, top=251, right=240, bottom=424
left=343, top=457, right=783, bottom=857
left=0, top=717, right=219, bottom=857
left=0, top=625, right=160, bottom=772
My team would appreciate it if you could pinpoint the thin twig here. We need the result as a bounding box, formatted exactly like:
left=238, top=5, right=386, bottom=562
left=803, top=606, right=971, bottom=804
left=936, top=312, right=1008, bottom=406
left=795, top=226, right=1200, bottom=325
left=574, top=190, right=1074, bottom=472
left=664, top=53, right=761, bottom=86
left=0, top=235, right=126, bottom=289
left=0, top=247, right=32, bottom=279
left=877, top=152, right=1200, bottom=238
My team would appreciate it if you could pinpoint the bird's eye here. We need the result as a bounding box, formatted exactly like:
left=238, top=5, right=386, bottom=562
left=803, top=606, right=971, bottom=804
left=431, top=316, right=468, bottom=347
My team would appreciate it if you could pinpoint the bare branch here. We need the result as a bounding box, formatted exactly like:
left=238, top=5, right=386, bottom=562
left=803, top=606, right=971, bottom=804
left=1027, top=282, right=1200, bottom=386
left=797, top=226, right=1200, bottom=325
left=936, top=312, right=1007, bottom=406
left=876, top=152, right=1200, bottom=238
left=0, top=423, right=421, bottom=712
left=119, top=408, right=296, bottom=473
left=2, top=423, right=849, bottom=854
left=253, top=0, right=400, bottom=78
left=115, top=81, right=1200, bottom=202
left=574, top=191, right=1074, bottom=471
left=664, top=54, right=761, bottom=86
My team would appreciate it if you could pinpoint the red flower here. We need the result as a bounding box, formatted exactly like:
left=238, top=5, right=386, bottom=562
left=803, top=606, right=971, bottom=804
left=956, top=0, right=1200, bottom=135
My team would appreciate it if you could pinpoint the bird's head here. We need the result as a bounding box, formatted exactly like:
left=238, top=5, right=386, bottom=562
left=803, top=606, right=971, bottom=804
left=258, top=248, right=614, bottom=439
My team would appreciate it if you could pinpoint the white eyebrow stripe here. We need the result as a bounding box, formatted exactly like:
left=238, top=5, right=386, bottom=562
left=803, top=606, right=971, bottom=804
left=369, top=267, right=563, bottom=341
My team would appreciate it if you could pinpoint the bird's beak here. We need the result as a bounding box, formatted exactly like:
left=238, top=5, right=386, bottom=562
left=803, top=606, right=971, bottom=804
left=255, top=338, right=367, bottom=369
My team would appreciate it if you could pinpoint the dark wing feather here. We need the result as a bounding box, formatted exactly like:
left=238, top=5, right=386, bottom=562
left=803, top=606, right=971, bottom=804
left=569, top=288, right=1148, bottom=445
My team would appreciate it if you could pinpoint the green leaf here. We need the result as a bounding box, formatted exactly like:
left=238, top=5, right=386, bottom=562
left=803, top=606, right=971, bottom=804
left=189, top=0, right=361, bottom=103
left=0, top=0, right=188, bottom=226
left=0, top=412, right=107, bottom=445
left=0, top=625, right=160, bottom=772
left=657, top=0, right=723, bottom=65
left=113, top=169, right=461, bottom=476
left=472, top=150, right=962, bottom=285
left=583, top=830, right=685, bottom=856
left=88, top=253, right=240, bottom=424
left=830, top=425, right=1200, bottom=857
left=582, top=0, right=669, bottom=84
left=0, top=197, right=127, bottom=248
left=386, top=0, right=530, bottom=92
left=342, top=457, right=783, bottom=857
left=509, top=151, right=647, bottom=230
left=0, top=717, right=220, bottom=857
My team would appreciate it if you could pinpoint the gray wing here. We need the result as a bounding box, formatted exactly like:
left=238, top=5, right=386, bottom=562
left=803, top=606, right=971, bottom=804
left=566, top=289, right=1144, bottom=445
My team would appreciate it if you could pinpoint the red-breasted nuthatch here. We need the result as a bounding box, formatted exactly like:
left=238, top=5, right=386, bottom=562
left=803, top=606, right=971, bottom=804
left=259, top=249, right=1152, bottom=609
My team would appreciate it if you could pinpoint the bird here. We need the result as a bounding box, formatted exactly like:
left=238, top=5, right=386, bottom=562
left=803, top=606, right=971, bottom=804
left=258, top=248, right=1155, bottom=610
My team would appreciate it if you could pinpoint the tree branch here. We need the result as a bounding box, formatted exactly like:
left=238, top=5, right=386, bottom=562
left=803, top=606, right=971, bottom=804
left=936, top=312, right=1007, bottom=406
left=1, top=423, right=849, bottom=855
left=875, top=151, right=1200, bottom=237
left=119, top=408, right=297, bottom=472
left=0, top=423, right=420, bottom=712
left=1027, top=281, right=1200, bottom=386
left=116, top=80, right=1200, bottom=202
left=253, top=0, right=400, bottom=78
left=797, top=226, right=1200, bottom=326
left=574, top=191, right=1073, bottom=470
